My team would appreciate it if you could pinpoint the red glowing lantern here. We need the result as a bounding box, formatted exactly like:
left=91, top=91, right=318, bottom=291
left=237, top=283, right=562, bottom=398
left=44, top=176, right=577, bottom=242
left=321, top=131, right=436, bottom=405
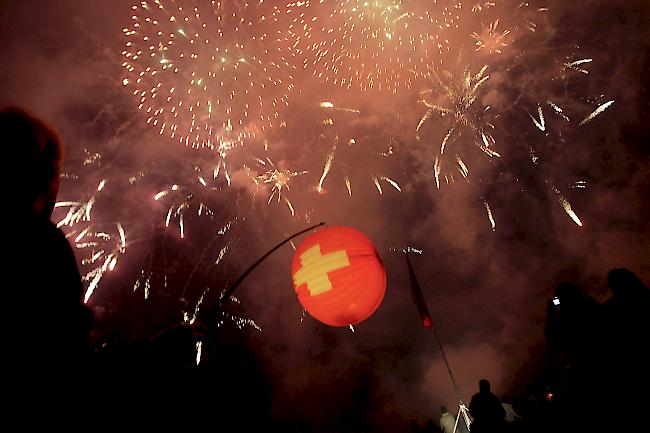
left=291, top=226, right=386, bottom=327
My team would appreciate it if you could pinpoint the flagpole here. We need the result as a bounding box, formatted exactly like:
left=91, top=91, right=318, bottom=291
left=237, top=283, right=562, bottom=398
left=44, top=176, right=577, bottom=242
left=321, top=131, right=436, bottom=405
left=405, top=249, right=471, bottom=431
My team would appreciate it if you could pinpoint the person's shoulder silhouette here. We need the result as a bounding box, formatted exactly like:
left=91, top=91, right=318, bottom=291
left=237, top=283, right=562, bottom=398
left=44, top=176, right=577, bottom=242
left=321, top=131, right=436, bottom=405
left=1, top=107, right=92, bottom=379
left=604, top=268, right=650, bottom=359
left=425, top=417, right=441, bottom=433
left=604, top=268, right=649, bottom=336
left=469, top=379, right=505, bottom=433
left=545, top=281, right=605, bottom=361
left=554, top=282, right=600, bottom=318
left=594, top=269, right=650, bottom=433
left=607, top=268, right=649, bottom=304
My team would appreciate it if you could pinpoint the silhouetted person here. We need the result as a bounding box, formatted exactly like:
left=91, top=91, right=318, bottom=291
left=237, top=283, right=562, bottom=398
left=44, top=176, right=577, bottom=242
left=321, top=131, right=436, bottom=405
left=440, top=406, right=469, bottom=433
left=604, top=268, right=650, bottom=336
left=602, top=268, right=650, bottom=421
left=411, top=419, right=424, bottom=433
left=2, top=108, right=92, bottom=405
left=426, top=417, right=442, bottom=433
left=501, top=396, right=521, bottom=433
left=544, top=282, right=607, bottom=433
left=469, top=379, right=505, bottom=433
left=545, top=282, right=603, bottom=363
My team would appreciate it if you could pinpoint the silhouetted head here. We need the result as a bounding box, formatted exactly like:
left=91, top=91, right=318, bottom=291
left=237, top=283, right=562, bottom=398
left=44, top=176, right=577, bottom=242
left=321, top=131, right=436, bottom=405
left=479, top=379, right=491, bottom=392
left=440, top=406, right=448, bottom=414
left=554, top=282, right=599, bottom=313
left=608, top=268, right=646, bottom=297
left=0, top=107, right=63, bottom=217
left=555, top=282, right=583, bottom=302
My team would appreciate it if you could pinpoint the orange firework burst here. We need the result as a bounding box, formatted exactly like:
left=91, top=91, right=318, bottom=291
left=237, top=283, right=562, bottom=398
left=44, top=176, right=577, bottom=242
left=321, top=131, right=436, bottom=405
left=287, top=0, right=463, bottom=94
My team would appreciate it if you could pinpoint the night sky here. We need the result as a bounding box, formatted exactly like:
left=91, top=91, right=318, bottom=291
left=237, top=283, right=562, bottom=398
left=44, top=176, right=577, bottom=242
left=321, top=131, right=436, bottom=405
left=1, top=0, right=649, bottom=430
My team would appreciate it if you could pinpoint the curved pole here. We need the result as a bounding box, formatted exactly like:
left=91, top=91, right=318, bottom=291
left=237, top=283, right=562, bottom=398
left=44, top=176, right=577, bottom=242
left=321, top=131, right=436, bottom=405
left=200, top=222, right=325, bottom=322
left=221, top=222, right=325, bottom=301
left=150, top=222, right=325, bottom=342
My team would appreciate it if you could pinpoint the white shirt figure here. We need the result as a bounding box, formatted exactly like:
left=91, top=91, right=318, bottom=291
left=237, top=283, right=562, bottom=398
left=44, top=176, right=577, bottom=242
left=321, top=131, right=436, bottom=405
left=440, top=408, right=470, bottom=433
left=502, top=402, right=522, bottom=423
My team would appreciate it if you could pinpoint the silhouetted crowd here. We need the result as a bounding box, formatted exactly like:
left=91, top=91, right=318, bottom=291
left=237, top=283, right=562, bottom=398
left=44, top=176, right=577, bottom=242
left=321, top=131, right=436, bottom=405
left=4, top=106, right=649, bottom=431
left=542, top=268, right=650, bottom=433
left=413, top=268, right=650, bottom=433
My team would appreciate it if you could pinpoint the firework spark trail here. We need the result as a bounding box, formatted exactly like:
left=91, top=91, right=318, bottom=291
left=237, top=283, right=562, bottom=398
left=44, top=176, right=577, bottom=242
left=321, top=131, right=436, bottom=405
left=210, top=139, right=239, bottom=185
left=530, top=104, right=545, bottom=131
left=317, top=141, right=337, bottom=194
left=564, top=58, right=593, bottom=74
left=122, top=0, right=296, bottom=149
left=579, top=100, right=615, bottom=125
left=547, top=100, right=570, bottom=122
left=372, top=177, right=383, bottom=194
left=195, top=340, right=203, bottom=365
left=54, top=178, right=128, bottom=303
left=380, top=176, right=402, bottom=192
left=214, top=159, right=232, bottom=186
left=434, top=157, right=442, bottom=189
left=55, top=179, right=106, bottom=227
left=71, top=222, right=127, bottom=303
left=284, top=196, right=296, bottom=216
left=315, top=105, right=402, bottom=196
left=416, top=109, right=433, bottom=133
left=367, top=176, right=402, bottom=195
left=483, top=198, right=496, bottom=231
left=133, top=270, right=152, bottom=300
left=154, top=172, right=222, bottom=237
left=215, top=245, right=228, bottom=265
left=184, top=292, right=205, bottom=326
left=456, top=155, right=469, bottom=179
left=554, top=187, right=583, bottom=227
left=172, top=216, right=257, bottom=333
left=320, top=101, right=361, bottom=114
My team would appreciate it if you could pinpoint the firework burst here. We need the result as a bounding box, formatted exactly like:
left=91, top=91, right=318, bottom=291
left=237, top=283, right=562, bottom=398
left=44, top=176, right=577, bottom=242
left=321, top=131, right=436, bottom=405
left=417, top=64, right=500, bottom=188
left=471, top=19, right=511, bottom=54
left=122, top=0, right=296, bottom=149
left=287, top=0, right=464, bottom=93
left=247, top=156, right=307, bottom=216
